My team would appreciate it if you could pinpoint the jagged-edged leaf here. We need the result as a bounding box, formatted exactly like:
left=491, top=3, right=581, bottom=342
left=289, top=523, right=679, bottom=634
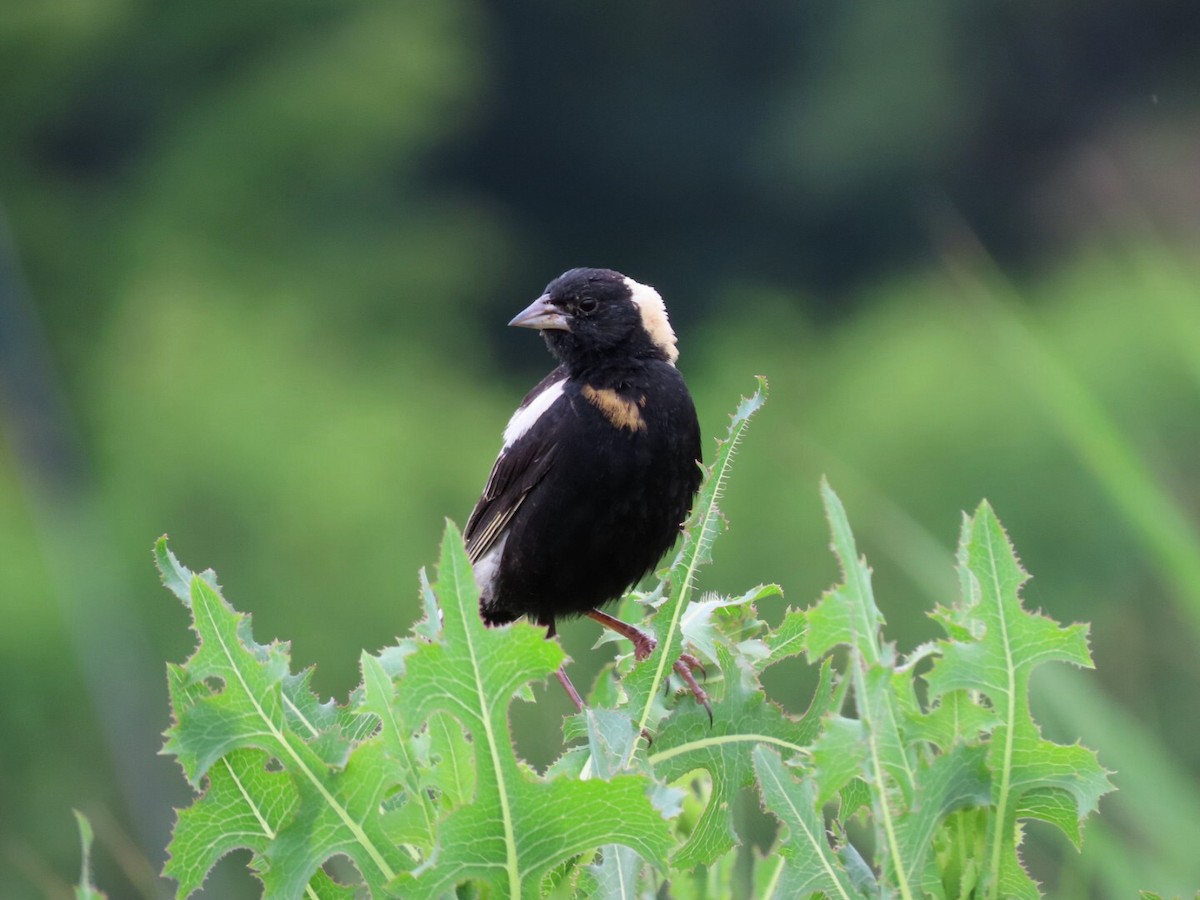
left=649, top=646, right=833, bottom=869
left=158, top=540, right=410, bottom=897
left=810, top=715, right=866, bottom=807
left=891, top=745, right=991, bottom=891
left=925, top=502, right=1114, bottom=893
left=753, top=747, right=862, bottom=899
left=680, top=584, right=780, bottom=664
left=357, top=652, right=438, bottom=848
left=164, top=749, right=298, bottom=896
left=425, top=710, right=475, bottom=810
left=761, top=607, right=808, bottom=670
left=806, top=481, right=916, bottom=806
left=906, top=689, right=999, bottom=752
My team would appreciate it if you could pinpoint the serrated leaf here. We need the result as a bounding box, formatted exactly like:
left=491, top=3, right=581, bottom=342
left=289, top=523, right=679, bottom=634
left=414, top=568, right=441, bottom=642
left=306, top=869, right=359, bottom=900
left=805, top=482, right=921, bottom=893
left=995, top=822, right=1041, bottom=899
left=155, top=536, right=219, bottom=602
left=164, top=749, right=299, bottom=896
left=680, top=584, right=780, bottom=664
left=891, top=745, right=991, bottom=891
left=925, top=501, right=1114, bottom=894
left=753, top=747, right=862, bottom=899
left=761, top=606, right=808, bottom=670
left=583, top=707, right=659, bottom=899
left=160, top=544, right=409, bottom=897
left=426, top=710, right=475, bottom=810
left=357, top=652, right=438, bottom=848
left=804, top=480, right=886, bottom=664
left=389, top=522, right=672, bottom=899
left=807, top=482, right=916, bottom=806
left=260, top=737, right=413, bottom=897
left=648, top=647, right=833, bottom=869
left=589, top=844, right=644, bottom=900
left=906, top=689, right=999, bottom=752
left=838, top=778, right=872, bottom=822
left=810, top=716, right=866, bottom=807
left=1014, top=787, right=1083, bottom=847
left=282, top=668, right=374, bottom=768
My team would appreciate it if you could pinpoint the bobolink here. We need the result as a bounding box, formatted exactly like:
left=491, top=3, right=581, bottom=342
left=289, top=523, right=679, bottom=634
left=466, top=267, right=709, bottom=716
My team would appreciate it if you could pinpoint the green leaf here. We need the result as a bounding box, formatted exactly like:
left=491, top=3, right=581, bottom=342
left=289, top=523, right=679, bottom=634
left=906, top=689, right=999, bottom=752
left=753, top=747, right=862, bottom=899
left=760, top=606, right=808, bottom=670
left=648, top=646, right=834, bottom=869
left=357, top=652, right=438, bottom=847
left=925, top=501, right=1114, bottom=897
left=389, top=521, right=673, bottom=899
left=805, top=481, right=919, bottom=894
left=73, top=811, right=106, bottom=900
left=306, top=869, right=359, bottom=899
left=425, top=709, right=475, bottom=810
left=160, top=543, right=410, bottom=897
left=804, top=480, right=887, bottom=666
left=892, top=745, right=991, bottom=892
left=808, top=482, right=915, bottom=799
left=752, top=848, right=788, bottom=899
left=680, top=584, right=781, bottom=665
left=810, top=716, right=866, bottom=807
left=164, top=749, right=299, bottom=896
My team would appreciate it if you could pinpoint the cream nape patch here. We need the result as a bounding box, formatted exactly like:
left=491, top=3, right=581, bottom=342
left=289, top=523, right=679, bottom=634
left=502, top=378, right=566, bottom=448
left=623, top=277, right=679, bottom=365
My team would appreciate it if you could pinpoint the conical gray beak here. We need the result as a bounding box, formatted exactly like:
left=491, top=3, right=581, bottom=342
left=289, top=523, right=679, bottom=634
left=508, top=294, right=570, bottom=331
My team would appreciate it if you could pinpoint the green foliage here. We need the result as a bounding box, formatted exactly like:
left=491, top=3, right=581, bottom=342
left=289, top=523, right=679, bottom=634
left=155, top=382, right=1111, bottom=897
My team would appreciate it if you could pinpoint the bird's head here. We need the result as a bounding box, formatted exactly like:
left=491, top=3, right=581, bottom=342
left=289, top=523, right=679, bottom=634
left=509, top=268, right=679, bottom=370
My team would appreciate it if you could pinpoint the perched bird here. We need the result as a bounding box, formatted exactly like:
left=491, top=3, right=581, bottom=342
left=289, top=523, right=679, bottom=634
left=465, top=267, right=709, bottom=716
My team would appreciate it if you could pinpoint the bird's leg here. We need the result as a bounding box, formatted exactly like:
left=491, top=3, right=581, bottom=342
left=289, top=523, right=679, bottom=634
left=542, top=618, right=585, bottom=712
left=554, top=666, right=585, bottom=712
left=584, top=608, right=712, bottom=724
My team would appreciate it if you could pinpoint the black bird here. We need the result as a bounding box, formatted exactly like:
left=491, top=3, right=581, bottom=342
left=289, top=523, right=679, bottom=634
left=465, top=267, right=709, bottom=716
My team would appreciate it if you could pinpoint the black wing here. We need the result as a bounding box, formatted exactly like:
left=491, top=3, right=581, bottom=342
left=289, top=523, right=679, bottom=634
left=464, top=369, right=568, bottom=564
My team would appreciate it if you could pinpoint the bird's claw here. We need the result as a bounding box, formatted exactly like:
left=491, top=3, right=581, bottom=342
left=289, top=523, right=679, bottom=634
left=584, top=609, right=713, bottom=724
left=672, top=655, right=713, bottom=725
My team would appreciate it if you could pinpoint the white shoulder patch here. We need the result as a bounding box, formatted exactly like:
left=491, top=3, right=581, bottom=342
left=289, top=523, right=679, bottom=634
left=624, top=277, right=679, bottom=365
left=502, top=378, right=566, bottom=448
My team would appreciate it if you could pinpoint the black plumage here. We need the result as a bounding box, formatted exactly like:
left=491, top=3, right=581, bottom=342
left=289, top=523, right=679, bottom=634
left=465, top=267, right=708, bottom=713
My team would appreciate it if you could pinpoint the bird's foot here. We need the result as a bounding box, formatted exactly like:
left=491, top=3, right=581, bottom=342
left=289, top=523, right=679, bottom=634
left=584, top=608, right=712, bottom=723
left=671, top=654, right=713, bottom=725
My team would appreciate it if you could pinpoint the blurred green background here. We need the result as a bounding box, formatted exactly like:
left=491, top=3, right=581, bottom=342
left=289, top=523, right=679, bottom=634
left=2, top=2, right=1199, bottom=897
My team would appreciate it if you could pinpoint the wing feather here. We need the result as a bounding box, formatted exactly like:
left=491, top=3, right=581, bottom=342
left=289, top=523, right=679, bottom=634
left=465, top=370, right=569, bottom=564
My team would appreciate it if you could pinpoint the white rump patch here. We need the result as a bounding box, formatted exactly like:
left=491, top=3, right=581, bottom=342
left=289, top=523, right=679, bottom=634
left=624, top=277, right=679, bottom=365
left=502, top=378, right=565, bottom=448
left=473, top=533, right=508, bottom=598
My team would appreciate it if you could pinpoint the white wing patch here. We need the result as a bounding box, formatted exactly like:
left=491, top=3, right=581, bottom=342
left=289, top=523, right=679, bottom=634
left=624, top=277, right=679, bottom=365
left=502, top=378, right=566, bottom=448
left=472, top=533, right=508, bottom=599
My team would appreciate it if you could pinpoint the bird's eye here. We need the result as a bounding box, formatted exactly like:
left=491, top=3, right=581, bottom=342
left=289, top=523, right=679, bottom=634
left=577, top=297, right=598, bottom=314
